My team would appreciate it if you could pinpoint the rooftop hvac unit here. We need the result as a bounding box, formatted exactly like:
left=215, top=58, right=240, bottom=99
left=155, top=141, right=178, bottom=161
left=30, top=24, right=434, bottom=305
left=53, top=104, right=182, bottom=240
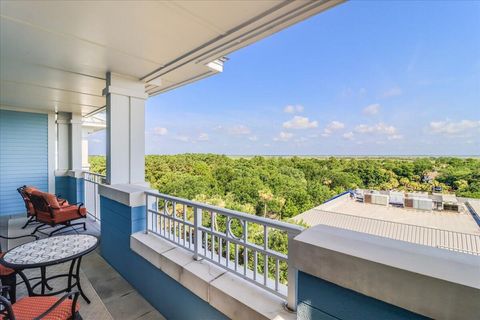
left=443, top=203, right=460, bottom=212
left=406, top=192, right=429, bottom=199
left=413, top=198, right=433, bottom=211
left=355, top=190, right=364, bottom=202
left=371, top=194, right=389, bottom=206
left=405, top=198, right=414, bottom=208
left=389, top=191, right=404, bottom=205
left=364, top=194, right=372, bottom=204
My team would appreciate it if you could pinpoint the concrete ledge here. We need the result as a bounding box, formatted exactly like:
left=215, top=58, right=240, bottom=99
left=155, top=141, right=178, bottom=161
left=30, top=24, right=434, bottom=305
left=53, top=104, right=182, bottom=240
left=54, top=170, right=69, bottom=177
left=292, top=224, right=480, bottom=320
left=54, top=170, right=83, bottom=178
left=131, top=232, right=295, bottom=320
left=68, top=170, right=84, bottom=178
left=99, top=184, right=153, bottom=207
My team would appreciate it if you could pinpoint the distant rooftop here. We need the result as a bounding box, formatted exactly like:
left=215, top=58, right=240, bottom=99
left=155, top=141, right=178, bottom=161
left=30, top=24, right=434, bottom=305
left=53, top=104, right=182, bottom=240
left=292, top=191, right=480, bottom=255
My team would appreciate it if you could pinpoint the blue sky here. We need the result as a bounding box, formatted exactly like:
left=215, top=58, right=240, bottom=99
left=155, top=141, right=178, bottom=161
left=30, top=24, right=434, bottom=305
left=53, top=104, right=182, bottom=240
left=89, top=1, right=480, bottom=156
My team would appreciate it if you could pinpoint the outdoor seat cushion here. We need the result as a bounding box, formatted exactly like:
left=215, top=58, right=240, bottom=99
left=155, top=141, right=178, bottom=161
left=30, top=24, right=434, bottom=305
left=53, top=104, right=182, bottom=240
left=36, top=206, right=87, bottom=224
left=41, top=192, right=62, bottom=209
left=30, top=190, right=69, bottom=209
left=9, top=296, right=79, bottom=320
left=23, top=186, right=38, bottom=194
left=0, top=253, right=14, bottom=276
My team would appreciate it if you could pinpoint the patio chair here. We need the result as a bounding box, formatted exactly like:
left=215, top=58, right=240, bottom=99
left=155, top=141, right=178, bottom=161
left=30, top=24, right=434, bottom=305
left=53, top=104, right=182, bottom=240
left=16, top=186, right=38, bottom=230
left=17, top=186, right=69, bottom=230
left=28, top=191, right=87, bottom=237
left=0, top=286, right=80, bottom=320
left=0, top=234, right=38, bottom=304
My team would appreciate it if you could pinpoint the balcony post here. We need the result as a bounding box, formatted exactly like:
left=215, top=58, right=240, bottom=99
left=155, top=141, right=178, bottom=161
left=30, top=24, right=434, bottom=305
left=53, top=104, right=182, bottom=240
left=55, top=112, right=84, bottom=203
left=103, top=72, right=148, bottom=185
left=287, top=230, right=298, bottom=311
left=194, top=207, right=202, bottom=260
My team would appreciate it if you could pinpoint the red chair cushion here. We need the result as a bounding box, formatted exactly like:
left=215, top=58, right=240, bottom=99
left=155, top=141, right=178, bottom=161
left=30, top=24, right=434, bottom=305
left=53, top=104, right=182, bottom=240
left=24, top=186, right=38, bottom=194
left=11, top=296, right=79, bottom=320
left=36, top=206, right=86, bottom=224
left=0, top=253, right=15, bottom=276
left=42, top=192, right=61, bottom=209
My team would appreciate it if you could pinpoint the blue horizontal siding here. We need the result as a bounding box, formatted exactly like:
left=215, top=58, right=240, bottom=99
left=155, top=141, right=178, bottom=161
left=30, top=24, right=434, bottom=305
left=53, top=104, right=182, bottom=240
left=55, top=176, right=84, bottom=204
left=0, top=110, right=48, bottom=216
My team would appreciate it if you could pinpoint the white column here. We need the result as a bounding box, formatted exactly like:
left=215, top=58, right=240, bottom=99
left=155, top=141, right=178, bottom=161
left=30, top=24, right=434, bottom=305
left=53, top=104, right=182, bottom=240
left=82, top=128, right=90, bottom=171
left=70, top=113, right=83, bottom=170
left=104, top=72, right=147, bottom=185
left=47, top=112, right=56, bottom=193
left=56, top=112, right=83, bottom=172
left=56, top=112, right=70, bottom=172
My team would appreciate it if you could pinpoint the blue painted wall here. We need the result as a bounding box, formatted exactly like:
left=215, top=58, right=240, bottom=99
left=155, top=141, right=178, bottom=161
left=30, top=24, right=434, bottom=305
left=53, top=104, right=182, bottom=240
left=55, top=176, right=84, bottom=204
left=100, top=196, right=228, bottom=320
left=297, top=271, right=429, bottom=320
left=0, top=110, right=48, bottom=216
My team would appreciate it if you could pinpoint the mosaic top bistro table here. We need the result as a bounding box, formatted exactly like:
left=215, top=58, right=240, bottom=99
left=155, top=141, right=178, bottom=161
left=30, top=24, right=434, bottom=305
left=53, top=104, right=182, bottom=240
left=0, top=234, right=98, bottom=303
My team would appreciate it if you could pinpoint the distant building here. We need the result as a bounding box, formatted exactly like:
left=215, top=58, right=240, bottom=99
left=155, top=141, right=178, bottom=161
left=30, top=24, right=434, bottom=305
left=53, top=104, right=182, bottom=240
left=292, top=190, right=480, bottom=255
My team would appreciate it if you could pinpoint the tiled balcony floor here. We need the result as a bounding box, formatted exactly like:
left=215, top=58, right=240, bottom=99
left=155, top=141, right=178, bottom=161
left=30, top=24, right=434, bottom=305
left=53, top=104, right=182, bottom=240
left=2, top=215, right=166, bottom=320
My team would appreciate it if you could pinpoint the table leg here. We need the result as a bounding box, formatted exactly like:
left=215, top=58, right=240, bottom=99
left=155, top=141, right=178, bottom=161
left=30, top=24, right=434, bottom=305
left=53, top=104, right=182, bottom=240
left=74, top=256, right=90, bottom=304
left=17, top=270, right=33, bottom=296
left=40, top=267, right=46, bottom=294
left=40, top=267, right=53, bottom=291
left=66, top=258, right=77, bottom=293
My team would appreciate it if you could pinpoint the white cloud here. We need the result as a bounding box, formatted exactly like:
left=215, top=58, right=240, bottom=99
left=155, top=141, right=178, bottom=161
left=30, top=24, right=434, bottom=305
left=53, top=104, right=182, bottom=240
left=174, top=135, right=190, bottom=142
left=283, top=116, right=318, bottom=129
left=284, top=104, right=304, bottom=113
left=387, top=134, right=404, bottom=140
left=363, top=103, right=380, bottom=115
left=382, top=86, right=402, bottom=98
left=355, top=122, right=397, bottom=135
left=322, top=121, right=345, bottom=136
left=295, top=136, right=308, bottom=143
left=274, top=131, right=293, bottom=142
left=343, top=132, right=354, bottom=140
left=228, top=125, right=251, bottom=135
left=198, top=133, right=209, bottom=141
left=153, top=127, right=168, bottom=135
left=248, top=136, right=258, bottom=141
left=429, top=120, right=480, bottom=136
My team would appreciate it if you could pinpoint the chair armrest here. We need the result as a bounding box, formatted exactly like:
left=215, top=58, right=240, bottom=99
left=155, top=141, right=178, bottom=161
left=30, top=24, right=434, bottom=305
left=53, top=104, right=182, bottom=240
left=33, top=291, right=80, bottom=320
left=0, top=234, right=39, bottom=241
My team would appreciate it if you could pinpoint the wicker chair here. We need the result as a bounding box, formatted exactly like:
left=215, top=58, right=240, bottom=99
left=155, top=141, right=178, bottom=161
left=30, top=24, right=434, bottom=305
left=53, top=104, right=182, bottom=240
left=0, top=286, right=80, bottom=320
left=0, top=234, right=38, bottom=303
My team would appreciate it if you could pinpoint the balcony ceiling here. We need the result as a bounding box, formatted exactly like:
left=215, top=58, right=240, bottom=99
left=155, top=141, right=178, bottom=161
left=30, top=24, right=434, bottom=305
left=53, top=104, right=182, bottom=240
left=0, top=0, right=342, bottom=116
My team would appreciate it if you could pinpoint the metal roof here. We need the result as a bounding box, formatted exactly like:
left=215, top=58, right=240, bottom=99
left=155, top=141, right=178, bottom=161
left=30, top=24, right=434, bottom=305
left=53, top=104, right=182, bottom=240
left=293, top=195, right=480, bottom=255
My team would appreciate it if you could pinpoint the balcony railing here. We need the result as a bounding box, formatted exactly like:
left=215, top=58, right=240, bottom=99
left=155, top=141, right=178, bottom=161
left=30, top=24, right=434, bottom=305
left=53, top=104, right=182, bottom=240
left=83, top=172, right=106, bottom=221
left=145, top=191, right=303, bottom=309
